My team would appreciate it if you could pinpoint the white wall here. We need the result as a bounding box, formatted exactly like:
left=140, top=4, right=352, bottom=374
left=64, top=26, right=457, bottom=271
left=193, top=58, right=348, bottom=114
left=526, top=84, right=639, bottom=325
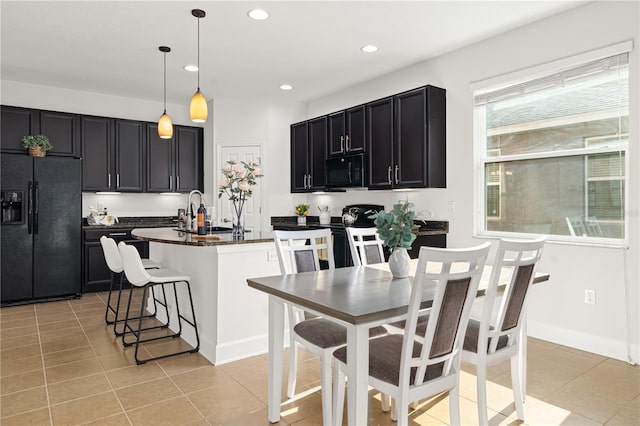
left=302, top=1, right=640, bottom=363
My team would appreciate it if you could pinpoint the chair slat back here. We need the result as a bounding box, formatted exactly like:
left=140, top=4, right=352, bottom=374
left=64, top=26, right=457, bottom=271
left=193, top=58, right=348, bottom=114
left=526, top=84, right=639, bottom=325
left=346, top=227, right=385, bottom=266
left=400, top=242, right=491, bottom=388
left=273, top=229, right=335, bottom=274
left=478, top=237, right=545, bottom=354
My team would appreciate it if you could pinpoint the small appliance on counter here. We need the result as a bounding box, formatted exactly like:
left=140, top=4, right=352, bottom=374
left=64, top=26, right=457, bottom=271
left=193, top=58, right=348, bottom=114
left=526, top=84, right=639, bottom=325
left=341, top=204, right=384, bottom=227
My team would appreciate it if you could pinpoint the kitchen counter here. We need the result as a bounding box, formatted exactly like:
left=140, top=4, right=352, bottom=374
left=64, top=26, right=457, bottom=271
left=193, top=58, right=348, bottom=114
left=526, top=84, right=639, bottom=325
left=270, top=216, right=449, bottom=236
left=82, top=216, right=176, bottom=230
left=131, top=227, right=274, bottom=247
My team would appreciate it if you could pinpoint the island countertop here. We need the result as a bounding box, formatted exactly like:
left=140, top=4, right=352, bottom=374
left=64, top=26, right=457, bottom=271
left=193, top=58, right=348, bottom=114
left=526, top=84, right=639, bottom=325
left=131, top=227, right=274, bottom=246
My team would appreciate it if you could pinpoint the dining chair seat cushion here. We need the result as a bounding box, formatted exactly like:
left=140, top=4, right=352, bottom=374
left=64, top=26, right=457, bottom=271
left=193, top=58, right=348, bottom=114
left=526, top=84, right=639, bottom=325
left=294, top=318, right=386, bottom=349
left=141, top=259, right=162, bottom=269
left=463, top=319, right=509, bottom=353
left=333, top=334, right=444, bottom=386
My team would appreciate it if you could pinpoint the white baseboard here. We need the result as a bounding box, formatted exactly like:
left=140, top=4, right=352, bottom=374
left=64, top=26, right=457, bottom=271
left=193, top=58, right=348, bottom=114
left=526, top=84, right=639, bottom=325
left=213, top=331, right=292, bottom=366
left=528, top=320, right=639, bottom=364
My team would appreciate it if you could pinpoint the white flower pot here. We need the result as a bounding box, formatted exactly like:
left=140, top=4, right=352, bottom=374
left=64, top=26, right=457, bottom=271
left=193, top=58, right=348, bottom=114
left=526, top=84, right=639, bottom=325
left=389, top=247, right=410, bottom=278
left=297, top=216, right=307, bottom=225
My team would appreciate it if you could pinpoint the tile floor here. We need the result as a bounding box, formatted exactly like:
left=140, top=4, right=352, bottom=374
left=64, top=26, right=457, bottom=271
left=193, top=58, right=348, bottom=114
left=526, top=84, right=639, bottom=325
left=1, top=291, right=638, bottom=425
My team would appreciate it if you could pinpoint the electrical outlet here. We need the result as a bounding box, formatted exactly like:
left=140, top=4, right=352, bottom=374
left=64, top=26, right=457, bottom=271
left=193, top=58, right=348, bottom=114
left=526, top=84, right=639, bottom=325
left=584, top=289, right=596, bottom=305
left=267, top=251, right=278, bottom=262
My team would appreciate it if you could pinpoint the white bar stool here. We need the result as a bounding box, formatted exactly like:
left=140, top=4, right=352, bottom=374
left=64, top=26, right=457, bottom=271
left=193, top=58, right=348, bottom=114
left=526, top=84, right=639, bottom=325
left=118, top=242, right=200, bottom=364
left=100, top=236, right=164, bottom=337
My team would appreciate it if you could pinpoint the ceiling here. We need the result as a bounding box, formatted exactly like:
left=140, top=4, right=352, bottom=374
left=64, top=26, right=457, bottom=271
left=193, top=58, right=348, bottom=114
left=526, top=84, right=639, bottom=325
left=1, top=1, right=587, bottom=106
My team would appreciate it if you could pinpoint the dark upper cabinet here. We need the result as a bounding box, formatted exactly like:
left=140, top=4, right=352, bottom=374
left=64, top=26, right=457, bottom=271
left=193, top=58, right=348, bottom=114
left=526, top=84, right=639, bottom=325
left=1, top=106, right=79, bottom=157
left=146, top=123, right=174, bottom=192
left=146, top=124, right=203, bottom=193
left=114, top=119, right=145, bottom=192
left=81, top=116, right=112, bottom=191
left=175, top=126, right=203, bottom=193
left=367, top=86, right=446, bottom=189
left=328, top=105, right=366, bottom=157
left=290, top=118, right=326, bottom=193
left=291, top=121, right=310, bottom=192
left=395, top=85, right=446, bottom=188
left=367, top=97, right=395, bottom=189
left=1, top=106, right=40, bottom=153
left=83, top=117, right=146, bottom=192
left=309, top=117, right=327, bottom=190
left=40, top=110, right=80, bottom=157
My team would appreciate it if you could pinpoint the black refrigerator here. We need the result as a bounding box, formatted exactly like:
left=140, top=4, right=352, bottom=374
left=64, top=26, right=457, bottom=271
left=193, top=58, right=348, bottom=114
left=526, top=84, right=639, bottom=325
left=1, top=153, right=81, bottom=305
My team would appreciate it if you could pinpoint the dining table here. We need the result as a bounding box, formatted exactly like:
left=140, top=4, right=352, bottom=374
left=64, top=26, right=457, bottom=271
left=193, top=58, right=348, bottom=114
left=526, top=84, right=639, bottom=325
left=247, top=259, right=550, bottom=425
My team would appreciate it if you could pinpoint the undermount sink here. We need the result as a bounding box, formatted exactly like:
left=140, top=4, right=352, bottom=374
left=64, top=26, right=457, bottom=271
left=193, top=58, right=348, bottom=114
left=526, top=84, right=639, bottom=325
left=174, top=227, right=233, bottom=235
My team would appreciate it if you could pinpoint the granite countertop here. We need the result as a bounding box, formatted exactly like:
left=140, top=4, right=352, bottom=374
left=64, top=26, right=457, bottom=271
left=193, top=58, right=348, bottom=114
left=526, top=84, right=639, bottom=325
left=82, top=216, right=177, bottom=230
left=131, top=227, right=275, bottom=247
left=270, top=216, right=449, bottom=236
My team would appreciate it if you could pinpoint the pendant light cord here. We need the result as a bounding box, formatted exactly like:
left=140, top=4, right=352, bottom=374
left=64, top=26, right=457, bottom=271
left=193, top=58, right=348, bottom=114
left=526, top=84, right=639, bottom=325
left=197, top=16, right=201, bottom=90
left=163, top=50, right=167, bottom=113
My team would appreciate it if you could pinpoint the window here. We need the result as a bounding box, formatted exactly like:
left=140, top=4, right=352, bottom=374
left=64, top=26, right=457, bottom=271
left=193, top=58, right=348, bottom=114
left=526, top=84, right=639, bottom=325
left=475, top=51, right=629, bottom=241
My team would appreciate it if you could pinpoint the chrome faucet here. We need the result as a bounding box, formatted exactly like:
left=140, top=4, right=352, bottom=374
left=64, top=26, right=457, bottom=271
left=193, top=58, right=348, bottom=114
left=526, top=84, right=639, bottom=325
left=186, top=190, right=203, bottom=230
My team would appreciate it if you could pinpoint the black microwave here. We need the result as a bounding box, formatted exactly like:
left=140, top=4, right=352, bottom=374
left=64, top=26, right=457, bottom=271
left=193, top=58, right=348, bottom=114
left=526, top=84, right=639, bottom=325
left=325, top=154, right=367, bottom=188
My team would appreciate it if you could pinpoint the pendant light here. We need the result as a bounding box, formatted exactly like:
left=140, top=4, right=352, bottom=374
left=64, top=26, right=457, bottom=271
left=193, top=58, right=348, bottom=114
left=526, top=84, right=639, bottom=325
left=158, top=46, right=173, bottom=139
left=190, top=9, right=208, bottom=123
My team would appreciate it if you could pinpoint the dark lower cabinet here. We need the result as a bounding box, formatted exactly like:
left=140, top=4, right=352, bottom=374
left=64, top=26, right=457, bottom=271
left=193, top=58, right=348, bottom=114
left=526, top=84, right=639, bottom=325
left=83, top=228, right=149, bottom=293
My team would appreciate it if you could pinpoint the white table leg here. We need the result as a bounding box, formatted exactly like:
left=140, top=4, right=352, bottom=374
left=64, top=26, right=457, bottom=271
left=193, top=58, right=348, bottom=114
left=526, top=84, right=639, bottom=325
left=268, top=296, right=285, bottom=423
left=347, top=324, right=369, bottom=426
left=521, top=311, right=528, bottom=402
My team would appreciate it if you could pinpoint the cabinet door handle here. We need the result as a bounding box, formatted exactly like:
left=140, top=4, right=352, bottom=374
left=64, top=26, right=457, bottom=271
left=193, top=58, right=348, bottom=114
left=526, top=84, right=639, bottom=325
left=177, top=176, right=180, bottom=191
left=340, top=135, right=344, bottom=153
left=308, top=174, right=312, bottom=188
left=108, top=232, right=127, bottom=236
left=116, top=174, right=120, bottom=189
left=169, top=176, right=172, bottom=191
left=346, top=135, right=350, bottom=152
left=108, top=173, right=111, bottom=189
left=387, top=166, right=392, bottom=184
left=303, top=174, right=307, bottom=189
left=395, top=165, right=399, bottom=185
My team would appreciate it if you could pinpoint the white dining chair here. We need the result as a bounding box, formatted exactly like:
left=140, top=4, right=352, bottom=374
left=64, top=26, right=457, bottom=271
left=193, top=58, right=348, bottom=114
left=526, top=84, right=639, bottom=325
left=346, top=226, right=385, bottom=266
left=332, top=242, right=491, bottom=426
left=273, top=229, right=387, bottom=426
left=461, top=237, right=545, bottom=425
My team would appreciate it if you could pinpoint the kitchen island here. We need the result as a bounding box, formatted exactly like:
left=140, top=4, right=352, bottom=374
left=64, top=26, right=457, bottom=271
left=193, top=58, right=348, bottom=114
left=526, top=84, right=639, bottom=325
left=131, top=227, right=281, bottom=365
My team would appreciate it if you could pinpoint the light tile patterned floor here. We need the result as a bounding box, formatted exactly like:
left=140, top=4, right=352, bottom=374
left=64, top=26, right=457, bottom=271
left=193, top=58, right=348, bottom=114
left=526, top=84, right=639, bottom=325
left=1, top=291, right=638, bottom=425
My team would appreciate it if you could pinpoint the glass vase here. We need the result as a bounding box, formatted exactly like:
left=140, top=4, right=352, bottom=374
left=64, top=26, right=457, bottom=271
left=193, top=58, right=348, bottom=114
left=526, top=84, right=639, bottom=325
left=232, top=198, right=246, bottom=240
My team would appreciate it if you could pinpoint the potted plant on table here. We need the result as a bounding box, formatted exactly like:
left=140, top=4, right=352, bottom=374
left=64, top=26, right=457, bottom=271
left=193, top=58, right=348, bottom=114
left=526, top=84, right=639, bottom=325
left=370, top=200, right=417, bottom=278
left=21, top=135, right=53, bottom=157
left=295, top=203, right=310, bottom=225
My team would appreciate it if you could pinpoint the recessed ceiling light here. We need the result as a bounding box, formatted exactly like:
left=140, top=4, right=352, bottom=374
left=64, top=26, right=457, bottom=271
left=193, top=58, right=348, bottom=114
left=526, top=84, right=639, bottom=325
left=361, top=45, right=379, bottom=53
left=248, top=9, right=269, bottom=20
left=280, top=84, right=293, bottom=91
left=183, top=65, right=198, bottom=72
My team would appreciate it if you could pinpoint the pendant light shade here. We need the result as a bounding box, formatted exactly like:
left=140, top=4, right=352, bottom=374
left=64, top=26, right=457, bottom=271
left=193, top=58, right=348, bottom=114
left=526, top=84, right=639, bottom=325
left=190, top=9, right=208, bottom=123
left=190, top=90, right=207, bottom=123
left=158, top=46, right=173, bottom=139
